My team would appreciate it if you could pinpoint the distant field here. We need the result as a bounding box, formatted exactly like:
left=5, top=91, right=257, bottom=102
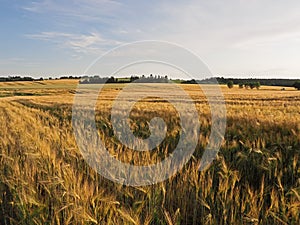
left=0, top=80, right=299, bottom=224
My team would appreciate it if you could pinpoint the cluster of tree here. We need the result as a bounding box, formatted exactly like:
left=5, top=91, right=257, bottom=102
left=181, top=79, right=197, bottom=84
left=0, top=76, right=34, bottom=82
left=199, top=77, right=298, bottom=87
left=80, top=76, right=115, bottom=84
left=294, top=81, right=300, bottom=90
left=79, top=74, right=169, bottom=84
left=0, top=75, right=83, bottom=82
left=238, top=82, right=261, bottom=89
left=227, top=81, right=234, bottom=88
left=59, top=76, right=82, bottom=80
left=227, top=80, right=300, bottom=90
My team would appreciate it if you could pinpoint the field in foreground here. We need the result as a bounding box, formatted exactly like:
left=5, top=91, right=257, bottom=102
left=0, top=80, right=299, bottom=224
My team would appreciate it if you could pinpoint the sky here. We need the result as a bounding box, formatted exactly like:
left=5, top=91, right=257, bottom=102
left=1, top=0, right=300, bottom=79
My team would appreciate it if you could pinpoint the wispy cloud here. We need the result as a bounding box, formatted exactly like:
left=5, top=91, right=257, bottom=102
left=23, top=1, right=126, bottom=57
left=23, top=0, right=122, bottom=22
left=25, top=32, right=73, bottom=41
left=25, top=31, right=123, bottom=56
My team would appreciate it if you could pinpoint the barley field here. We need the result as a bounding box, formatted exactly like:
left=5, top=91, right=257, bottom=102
left=0, top=80, right=299, bottom=224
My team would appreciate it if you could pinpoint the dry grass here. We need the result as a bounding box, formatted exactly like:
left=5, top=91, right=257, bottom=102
left=0, top=80, right=299, bottom=224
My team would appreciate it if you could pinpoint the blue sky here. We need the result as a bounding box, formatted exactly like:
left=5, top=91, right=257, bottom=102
left=1, top=0, right=300, bottom=78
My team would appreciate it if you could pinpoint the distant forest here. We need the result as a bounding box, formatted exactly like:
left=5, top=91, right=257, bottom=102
left=0, top=76, right=80, bottom=82
left=0, top=76, right=38, bottom=82
left=0, top=75, right=299, bottom=88
left=79, top=75, right=169, bottom=84
left=197, top=77, right=299, bottom=87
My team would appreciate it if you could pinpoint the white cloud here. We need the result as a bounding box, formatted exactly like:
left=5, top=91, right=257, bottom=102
left=67, top=33, right=103, bottom=49
left=25, top=32, right=73, bottom=41
left=26, top=31, right=123, bottom=56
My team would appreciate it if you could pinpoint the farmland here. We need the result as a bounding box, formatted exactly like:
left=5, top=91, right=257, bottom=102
left=0, top=79, right=299, bottom=224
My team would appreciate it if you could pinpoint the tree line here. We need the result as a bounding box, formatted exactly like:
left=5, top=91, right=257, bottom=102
left=226, top=80, right=300, bottom=90
left=227, top=80, right=261, bottom=89
left=0, top=76, right=81, bottom=82
left=199, top=77, right=299, bottom=87
left=0, top=76, right=36, bottom=82
left=1, top=75, right=299, bottom=90
left=79, top=74, right=169, bottom=84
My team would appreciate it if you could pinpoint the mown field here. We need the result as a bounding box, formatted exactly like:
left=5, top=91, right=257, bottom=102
left=0, top=80, right=299, bottom=225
